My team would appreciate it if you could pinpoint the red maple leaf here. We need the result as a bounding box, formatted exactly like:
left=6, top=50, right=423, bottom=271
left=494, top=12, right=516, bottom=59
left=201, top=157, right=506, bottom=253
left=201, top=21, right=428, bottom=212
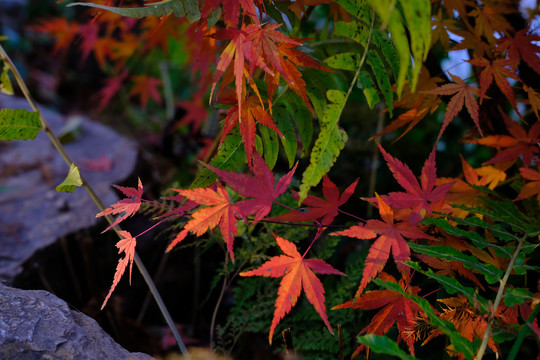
left=425, top=73, right=480, bottom=138
left=267, top=175, right=358, bottom=225
left=467, top=57, right=520, bottom=113
left=101, top=230, right=137, bottom=309
left=32, top=18, right=80, bottom=54
left=240, top=234, right=345, bottom=343
left=220, top=95, right=283, bottom=166
left=515, top=167, right=540, bottom=205
left=96, top=178, right=144, bottom=233
left=332, top=273, right=423, bottom=357
left=468, top=113, right=540, bottom=167
left=129, top=75, right=163, bottom=109
left=170, top=183, right=239, bottom=260
left=332, top=194, right=432, bottom=297
left=366, top=144, right=454, bottom=224
left=497, top=28, right=540, bottom=75
left=204, top=152, right=297, bottom=224
left=94, top=70, right=127, bottom=111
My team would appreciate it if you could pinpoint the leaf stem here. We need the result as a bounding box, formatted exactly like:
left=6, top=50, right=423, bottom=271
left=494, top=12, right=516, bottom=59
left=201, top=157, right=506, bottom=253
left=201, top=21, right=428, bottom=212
left=0, top=44, right=190, bottom=358
left=475, top=233, right=527, bottom=360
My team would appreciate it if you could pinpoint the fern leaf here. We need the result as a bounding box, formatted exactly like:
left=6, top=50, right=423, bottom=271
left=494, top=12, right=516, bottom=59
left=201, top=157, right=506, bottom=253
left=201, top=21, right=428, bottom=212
left=67, top=0, right=201, bottom=23
left=298, top=89, right=348, bottom=202
left=0, top=108, right=41, bottom=140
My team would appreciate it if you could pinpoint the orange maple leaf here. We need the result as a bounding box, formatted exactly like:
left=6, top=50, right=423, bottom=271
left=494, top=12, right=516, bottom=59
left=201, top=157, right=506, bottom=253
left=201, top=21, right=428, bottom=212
left=96, top=177, right=144, bottom=233
left=524, top=85, right=540, bottom=119
left=240, top=234, right=345, bottom=344
left=169, top=183, right=239, bottom=260
left=468, top=114, right=540, bottom=167
left=32, top=18, right=80, bottom=54
left=332, top=273, right=423, bottom=357
left=332, top=194, right=432, bottom=297
left=425, top=73, right=480, bottom=138
left=515, top=167, right=540, bottom=205
left=101, top=230, right=137, bottom=309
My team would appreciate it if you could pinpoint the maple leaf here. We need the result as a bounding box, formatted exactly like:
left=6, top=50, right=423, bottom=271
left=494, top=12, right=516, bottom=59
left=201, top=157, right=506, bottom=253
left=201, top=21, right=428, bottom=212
left=171, top=183, right=238, bottom=260
left=515, top=167, right=540, bottom=205
left=467, top=57, right=520, bottom=112
left=468, top=114, right=540, bottom=167
left=129, top=75, right=162, bottom=109
left=32, top=18, right=80, bottom=54
left=332, top=194, right=432, bottom=297
left=220, top=95, right=283, bottom=166
left=524, top=85, right=540, bottom=119
left=365, top=144, right=454, bottom=224
left=96, top=178, right=144, bottom=233
left=101, top=230, right=137, bottom=309
left=497, top=28, right=540, bottom=75
left=94, top=70, right=127, bottom=111
left=267, top=175, right=358, bottom=225
left=332, top=273, right=423, bottom=357
left=204, top=152, right=297, bottom=224
left=371, top=67, right=443, bottom=140
left=240, top=234, right=345, bottom=343
left=201, top=0, right=260, bottom=27
left=175, top=93, right=208, bottom=134
left=425, top=73, right=480, bottom=138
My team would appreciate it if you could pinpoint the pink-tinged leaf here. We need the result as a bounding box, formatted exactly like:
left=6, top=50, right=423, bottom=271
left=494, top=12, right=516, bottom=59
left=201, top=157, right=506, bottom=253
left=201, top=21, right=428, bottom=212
left=96, top=178, right=144, bottom=233
left=203, top=152, right=297, bottom=224
left=101, top=230, right=137, bottom=309
left=240, top=234, right=345, bottom=343
left=425, top=73, right=480, bottom=138
left=268, top=175, right=359, bottom=225
left=365, top=145, right=454, bottom=223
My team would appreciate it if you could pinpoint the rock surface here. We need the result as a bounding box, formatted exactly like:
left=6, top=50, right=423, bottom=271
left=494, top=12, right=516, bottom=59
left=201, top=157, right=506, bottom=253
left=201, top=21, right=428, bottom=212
left=0, top=283, right=154, bottom=359
left=0, top=94, right=137, bottom=281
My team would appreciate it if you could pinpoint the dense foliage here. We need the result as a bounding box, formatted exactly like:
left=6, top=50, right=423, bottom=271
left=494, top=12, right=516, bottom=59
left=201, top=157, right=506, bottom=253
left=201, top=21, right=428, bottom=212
left=1, top=0, right=539, bottom=359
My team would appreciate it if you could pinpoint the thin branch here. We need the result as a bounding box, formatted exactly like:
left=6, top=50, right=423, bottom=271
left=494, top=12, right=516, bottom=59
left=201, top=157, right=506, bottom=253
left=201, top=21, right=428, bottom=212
left=0, top=44, right=190, bottom=358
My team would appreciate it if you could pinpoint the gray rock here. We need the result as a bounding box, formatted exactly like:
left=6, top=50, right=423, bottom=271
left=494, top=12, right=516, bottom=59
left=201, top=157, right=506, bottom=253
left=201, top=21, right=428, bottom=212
left=0, top=94, right=137, bottom=281
left=0, top=283, right=155, bottom=359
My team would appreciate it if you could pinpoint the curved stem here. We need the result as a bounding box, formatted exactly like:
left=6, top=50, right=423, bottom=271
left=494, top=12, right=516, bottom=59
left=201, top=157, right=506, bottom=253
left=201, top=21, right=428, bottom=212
left=0, top=44, right=190, bottom=358
left=475, top=233, right=527, bottom=360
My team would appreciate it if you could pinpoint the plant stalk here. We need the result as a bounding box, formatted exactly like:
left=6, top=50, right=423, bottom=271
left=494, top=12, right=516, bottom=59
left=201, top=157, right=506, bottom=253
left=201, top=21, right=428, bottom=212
left=0, top=44, right=189, bottom=358
left=475, top=233, right=527, bottom=360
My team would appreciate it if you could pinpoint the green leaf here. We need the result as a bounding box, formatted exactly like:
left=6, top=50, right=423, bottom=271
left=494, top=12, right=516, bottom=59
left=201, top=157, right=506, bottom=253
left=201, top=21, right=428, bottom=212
left=190, top=132, right=246, bottom=189
left=399, top=0, right=431, bottom=90
left=56, top=164, right=83, bottom=193
left=298, top=89, right=348, bottom=202
left=0, top=108, right=41, bottom=140
left=1, top=62, right=13, bottom=95
left=324, top=52, right=358, bottom=72
left=282, top=91, right=312, bottom=157
left=67, top=0, right=200, bottom=22
left=452, top=215, right=518, bottom=242
left=374, top=279, right=475, bottom=360
left=366, top=50, right=393, bottom=116
left=273, top=101, right=297, bottom=168
left=503, top=288, right=534, bottom=307
left=357, top=70, right=380, bottom=109
left=356, top=334, right=419, bottom=360
left=259, top=126, right=279, bottom=169
left=372, top=30, right=400, bottom=80
left=406, top=261, right=488, bottom=312
left=335, top=21, right=370, bottom=46
left=334, top=0, right=372, bottom=23
left=409, top=243, right=503, bottom=284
